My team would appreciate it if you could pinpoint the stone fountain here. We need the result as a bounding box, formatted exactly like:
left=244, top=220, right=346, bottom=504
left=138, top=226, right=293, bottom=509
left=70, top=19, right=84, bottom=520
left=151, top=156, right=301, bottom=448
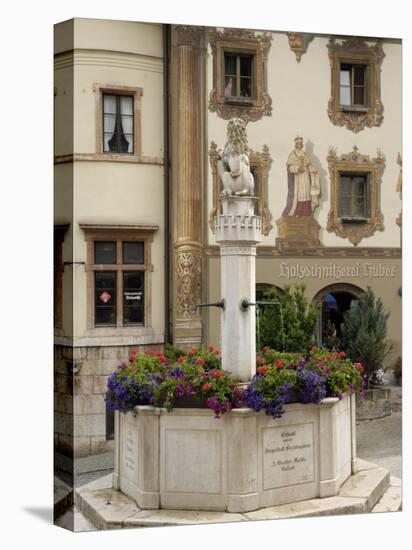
left=113, top=119, right=358, bottom=513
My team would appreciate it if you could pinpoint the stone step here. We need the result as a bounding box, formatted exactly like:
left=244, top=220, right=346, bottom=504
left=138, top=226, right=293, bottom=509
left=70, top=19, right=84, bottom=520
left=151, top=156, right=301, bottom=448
left=371, top=476, right=402, bottom=513
left=74, top=462, right=395, bottom=530
left=339, top=462, right=390, bottom=511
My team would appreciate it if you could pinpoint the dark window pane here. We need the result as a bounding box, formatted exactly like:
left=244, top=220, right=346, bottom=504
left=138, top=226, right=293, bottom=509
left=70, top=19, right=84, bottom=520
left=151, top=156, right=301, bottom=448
left=124, top=307, right=144, bottom=325
left=240, top=77, right=252, bottom=97
left=339, top=195, right=352, bottom=217
left=240, top=55, right=252, bottom=77
left=354, top=86, right=365, bottom=106
left=123, top=271, right=144, bottom=325
left=224, top=54, right=236, bottom=76
left=95, top=271, right=116, bottom=290
left=340, top=176, right=352, bottom=196
left=353, top=175, right=367, bottom=196
left=354, top=65, right=366, bottom=86
left=123, top=242, right=144, bottom=264
left=354, top=196, right=365, bottom=217
left=95, top=242, right=116, bottom=264
left=95, top=272, right=116, bottom=326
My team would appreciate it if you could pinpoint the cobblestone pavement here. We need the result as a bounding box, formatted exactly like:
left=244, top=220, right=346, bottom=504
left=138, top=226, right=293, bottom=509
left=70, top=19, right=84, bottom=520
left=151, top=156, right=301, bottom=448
left=356, top=385, right=402, bottom=479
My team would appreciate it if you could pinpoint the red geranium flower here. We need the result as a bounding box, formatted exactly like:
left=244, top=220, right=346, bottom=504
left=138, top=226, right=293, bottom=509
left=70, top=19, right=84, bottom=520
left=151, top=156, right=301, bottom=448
left=214, top=370, right=222, bottom=379
left=196, top=357, right=205, bottom=366
left=340, top=351, right=346, bottom=358
left=275, top=359, right=284, bottom=369
left=202, top=383, right=212, bottom=392
left=354, top=362, right=364, bottom=373
left=257, top=366, right=267, bottom=375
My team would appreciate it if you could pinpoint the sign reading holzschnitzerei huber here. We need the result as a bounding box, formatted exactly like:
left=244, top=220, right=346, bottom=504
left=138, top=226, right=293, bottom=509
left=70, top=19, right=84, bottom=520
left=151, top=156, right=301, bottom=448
left=263, top=423, right=314, bottom=489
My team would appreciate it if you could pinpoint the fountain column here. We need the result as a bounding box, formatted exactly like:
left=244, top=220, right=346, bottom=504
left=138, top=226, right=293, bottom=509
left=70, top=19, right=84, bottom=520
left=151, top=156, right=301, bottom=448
left=216, top=196, right=261, bottom=381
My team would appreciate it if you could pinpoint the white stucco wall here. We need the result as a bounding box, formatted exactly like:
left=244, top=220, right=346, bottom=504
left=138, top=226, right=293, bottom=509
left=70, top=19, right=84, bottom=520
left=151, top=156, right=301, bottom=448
left=206, top=33, right=402, bottom=248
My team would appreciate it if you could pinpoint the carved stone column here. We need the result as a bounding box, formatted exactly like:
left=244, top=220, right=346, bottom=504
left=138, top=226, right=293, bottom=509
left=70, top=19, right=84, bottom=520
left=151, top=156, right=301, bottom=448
left=171, top=25, right=206, bottom=348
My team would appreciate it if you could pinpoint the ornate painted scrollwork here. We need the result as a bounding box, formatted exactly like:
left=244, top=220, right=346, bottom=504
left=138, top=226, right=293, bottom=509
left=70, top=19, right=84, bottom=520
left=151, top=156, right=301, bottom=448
left=327, top=36, right=384, bottom=133
left=208, top=28, right=272, bottom=121
left=326, top=146, right=385, bottom=245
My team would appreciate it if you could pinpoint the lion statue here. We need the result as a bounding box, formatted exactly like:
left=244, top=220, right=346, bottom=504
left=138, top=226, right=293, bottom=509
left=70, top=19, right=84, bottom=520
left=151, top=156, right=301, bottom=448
left=217, top=118, right=255, bottom=197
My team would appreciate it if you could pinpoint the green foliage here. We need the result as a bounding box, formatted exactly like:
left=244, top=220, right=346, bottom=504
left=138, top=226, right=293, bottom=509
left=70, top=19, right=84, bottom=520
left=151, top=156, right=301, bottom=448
left=256, top=349, right=304, bottom=369
left=322, top=319, right=341, bottom=351
left=306, top=348, right=364, bottom=398
left=164, top=343, right=187, bottom=364
left=258, top=284, right=321, bottom=354
left=340, top=287, right=392, bottom=386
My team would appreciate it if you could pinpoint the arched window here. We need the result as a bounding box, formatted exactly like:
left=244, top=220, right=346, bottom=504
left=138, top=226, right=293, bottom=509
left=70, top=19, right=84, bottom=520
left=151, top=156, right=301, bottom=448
left=313, top=283, right=364, bottom=349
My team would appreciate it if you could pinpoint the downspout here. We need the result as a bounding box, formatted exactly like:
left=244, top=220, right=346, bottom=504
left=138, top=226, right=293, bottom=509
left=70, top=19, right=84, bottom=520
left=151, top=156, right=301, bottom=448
left=163, top=24, right=172, bottom=345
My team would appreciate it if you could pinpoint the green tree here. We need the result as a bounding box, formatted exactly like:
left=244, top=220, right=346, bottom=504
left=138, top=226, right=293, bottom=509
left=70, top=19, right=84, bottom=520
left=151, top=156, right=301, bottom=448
left=340, top=287, right=392, bottom=387
left=257, top=284, right=321, bottom=354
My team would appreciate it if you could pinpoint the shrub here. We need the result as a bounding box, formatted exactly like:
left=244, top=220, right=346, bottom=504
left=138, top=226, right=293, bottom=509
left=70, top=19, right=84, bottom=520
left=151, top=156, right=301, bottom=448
left=340, top=288, right=392, bottom=388
left=258, top=284, right=320, bottom=355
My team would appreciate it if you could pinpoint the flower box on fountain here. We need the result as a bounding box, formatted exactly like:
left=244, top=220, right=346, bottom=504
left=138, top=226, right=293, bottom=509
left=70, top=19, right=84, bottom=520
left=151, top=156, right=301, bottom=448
left=106, top=346, right=364, bottom=513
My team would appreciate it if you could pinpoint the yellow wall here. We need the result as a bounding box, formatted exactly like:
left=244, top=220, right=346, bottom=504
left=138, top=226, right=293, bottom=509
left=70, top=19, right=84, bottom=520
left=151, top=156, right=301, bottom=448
left=54, top=19, right=165, bottom=342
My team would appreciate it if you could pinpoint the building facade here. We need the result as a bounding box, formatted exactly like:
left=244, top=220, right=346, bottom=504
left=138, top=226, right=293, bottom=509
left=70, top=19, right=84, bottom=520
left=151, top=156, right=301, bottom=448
left=54, top=19, right=402, bottom=458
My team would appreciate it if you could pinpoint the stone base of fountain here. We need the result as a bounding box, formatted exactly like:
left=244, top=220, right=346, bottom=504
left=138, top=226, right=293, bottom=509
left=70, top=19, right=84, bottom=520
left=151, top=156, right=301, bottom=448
left=113, top=395, right=357, bottom=513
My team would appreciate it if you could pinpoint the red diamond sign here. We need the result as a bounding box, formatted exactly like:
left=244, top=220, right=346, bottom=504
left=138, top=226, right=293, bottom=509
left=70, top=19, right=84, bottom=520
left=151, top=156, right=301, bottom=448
left=99, top=291, right=111, bottom=303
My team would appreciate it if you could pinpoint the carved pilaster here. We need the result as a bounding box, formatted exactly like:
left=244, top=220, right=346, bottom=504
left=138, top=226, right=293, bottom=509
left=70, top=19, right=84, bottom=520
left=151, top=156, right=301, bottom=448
left=175, top=247, right=202, bottom=318
left=172, top=25, right=206, bottom=348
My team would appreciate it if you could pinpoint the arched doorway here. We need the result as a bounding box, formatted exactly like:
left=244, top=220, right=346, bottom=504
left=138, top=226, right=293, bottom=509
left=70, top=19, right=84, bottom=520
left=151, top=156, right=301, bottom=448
left=313, top=284, right=364, bottom=349
left=256, top=283, right=284, bottom=302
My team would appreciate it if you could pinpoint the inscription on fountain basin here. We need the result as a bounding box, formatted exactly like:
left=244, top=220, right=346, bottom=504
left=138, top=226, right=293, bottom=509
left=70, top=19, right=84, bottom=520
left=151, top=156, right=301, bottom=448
left=263, top=423, right=314, bottom=490
left=121, top=416, right=138, bottom=483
